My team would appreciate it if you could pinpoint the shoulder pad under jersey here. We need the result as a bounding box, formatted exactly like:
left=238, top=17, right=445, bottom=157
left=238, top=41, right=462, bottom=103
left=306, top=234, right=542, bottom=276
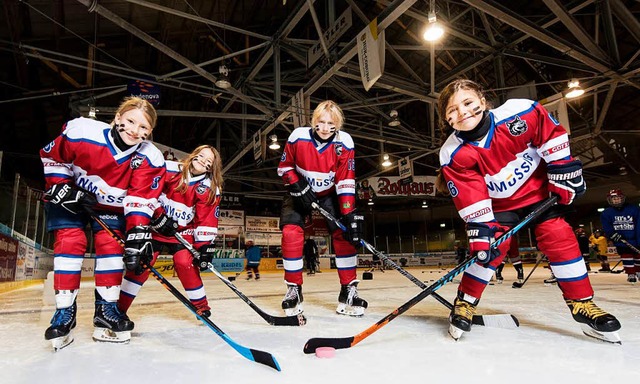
left=138, top=141, right=166, bottom=168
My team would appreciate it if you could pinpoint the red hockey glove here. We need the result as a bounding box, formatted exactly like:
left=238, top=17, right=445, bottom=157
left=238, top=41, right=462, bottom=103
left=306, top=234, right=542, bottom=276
left=547, top=159, right=585, bottom=205
left=466, top=222, right=502, bottom=265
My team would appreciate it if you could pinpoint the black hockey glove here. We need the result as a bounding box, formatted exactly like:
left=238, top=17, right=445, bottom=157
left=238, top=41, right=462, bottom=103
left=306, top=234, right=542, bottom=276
left=610, top=232, right=623, bottom=242
left=341, top=210, right=365, bottom=247
left=44, top=183, right=97, bottom=215
left=466, top=222, right=502, bottom=266
left=287, top=178, right=317, bottom=213
left=194, top=244, right=215, bottom=271
left=123, top=226, right=153, bottom=275
left=150, top=213, right=178, bottom=237
left=547, top=159, right=586, bottom=205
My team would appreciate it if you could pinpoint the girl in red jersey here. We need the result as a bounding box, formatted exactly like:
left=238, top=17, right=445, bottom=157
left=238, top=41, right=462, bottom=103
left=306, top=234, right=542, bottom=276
left=437, top=79, right=620, bottom=343
left=119, top=145, right=223, bottom=321
left=277, top=100, right=367, bottom=317
left=40, top=97, right=165, bottom=350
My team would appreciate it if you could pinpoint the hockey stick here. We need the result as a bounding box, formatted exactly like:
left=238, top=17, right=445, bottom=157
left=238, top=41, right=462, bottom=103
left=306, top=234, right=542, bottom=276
left=91, top=215, right=281, bottom=371
left=512, top=253, right=546, bottom=288
left=303, top=196, right=557, bottom=354
left=172, top=231, right=306, bottom=326
left=609, top=239, right=640, bottom=274
left=312, top=202, right=519, bottom=329
left=609, top=260, right=623, bottom=274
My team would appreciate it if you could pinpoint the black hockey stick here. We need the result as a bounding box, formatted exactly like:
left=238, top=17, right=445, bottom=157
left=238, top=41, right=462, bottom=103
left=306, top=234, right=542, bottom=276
left=172, top=231, right=306, bottom=326
left=609, top=239, right=640, bottom=274
left=303, top=196, right=557, bottom=354
left=609, top=260, right=623, bottom=274
left=312, top=202, right=519, bottom=329
left=512, top=253, right=546, bottom=288
left=91, top=215, right=281, bottom=371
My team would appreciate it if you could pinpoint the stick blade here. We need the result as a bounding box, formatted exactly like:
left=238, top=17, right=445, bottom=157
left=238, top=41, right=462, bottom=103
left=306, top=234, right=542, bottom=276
left=512, top=281, right=524, bottom=288
left=249, top=349, right=282, bottom=371
left=472, top=314, right=520, bottom=329
left=271, top=314, right=307, bottom=326
left=303, top=337, right=355, bottom=354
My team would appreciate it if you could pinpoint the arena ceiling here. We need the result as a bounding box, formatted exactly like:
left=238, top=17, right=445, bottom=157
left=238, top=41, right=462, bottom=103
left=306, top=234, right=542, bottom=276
left=1, top=0, right=639, bottom=214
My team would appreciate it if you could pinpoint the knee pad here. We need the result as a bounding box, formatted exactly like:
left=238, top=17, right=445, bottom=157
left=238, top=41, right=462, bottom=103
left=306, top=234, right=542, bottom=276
left=54, top=228, right=87, bottom=255
left=282, top=225, right=304, bottom=258
left=173, top=248, right=193, bottom=269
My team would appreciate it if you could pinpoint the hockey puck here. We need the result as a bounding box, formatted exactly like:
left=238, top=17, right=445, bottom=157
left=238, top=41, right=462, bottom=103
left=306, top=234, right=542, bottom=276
left=228, top=276, right=236, bottom=281
left=315, top=347, right=336, bottom=358
left=363, top=271, right=373, bottom=280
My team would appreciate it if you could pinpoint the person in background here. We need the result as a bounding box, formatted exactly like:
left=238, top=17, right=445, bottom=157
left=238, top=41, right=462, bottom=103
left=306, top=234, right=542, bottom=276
left=589, top=229, right=610, bottom=272
left=304, top=236, right=319, bottom=275
left=245, top=239, right=262, bottom=280
left=600, top=189, right=640, bottom=283
left=575, top=227, right=592, bottom=272
left=119, top=145, right=223, bottom=319
left=437, top=78, right=620, bottom=343
left=40, top=97, right=165, bottom=350
left=495, top=237, right=525, bottom=284
left=277, top=100, right=367, bottom=317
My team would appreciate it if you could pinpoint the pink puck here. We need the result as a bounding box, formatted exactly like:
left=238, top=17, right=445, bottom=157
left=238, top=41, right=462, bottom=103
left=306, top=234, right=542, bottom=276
left=315, top=347, right=336, bottom=358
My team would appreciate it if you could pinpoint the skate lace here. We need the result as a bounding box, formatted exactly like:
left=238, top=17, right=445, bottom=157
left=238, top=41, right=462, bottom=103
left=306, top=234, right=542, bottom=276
left=454, top=300, right=476, bottom=320
left=51, top=306, right=75, bottom=326
left=346, top=284, right=358, bottom=305
left=284, top=285, right=299, bottom=301
left=97, top=300, right=125, bottom=322
left=570, top=300, right=607, bottom=318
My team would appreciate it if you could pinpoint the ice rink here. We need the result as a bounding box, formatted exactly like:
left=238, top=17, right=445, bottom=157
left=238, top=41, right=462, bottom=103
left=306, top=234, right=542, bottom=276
left=1, top=265, right=639, bottom=384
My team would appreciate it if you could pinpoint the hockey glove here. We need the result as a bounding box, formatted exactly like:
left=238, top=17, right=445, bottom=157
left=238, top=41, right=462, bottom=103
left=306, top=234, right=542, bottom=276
left=466, top=222, right=502, bottom=266
left=547, top=159, right=586, bottom=205
left=150, top=213, right=179, bottom=237
left=194, top=244, right=215, bottom=271
left=287, top=178, right=317, bottom=213
left=610, top=232, right=623, bottom=242
left=123, top=226, right=153, bottom=275
left=341, top=210, right=365, bottom=247
left=44, top=183, right=97, bottom=215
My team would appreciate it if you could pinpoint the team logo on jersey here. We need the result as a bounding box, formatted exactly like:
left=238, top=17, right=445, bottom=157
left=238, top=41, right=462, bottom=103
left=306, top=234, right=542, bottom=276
left=547, top=112, right=560, bottom=126
left=447, top=181, right=459, bottom=197
left=196, top=182, right=207, bottom=195
left=506, top=115, right=528, bottom=136
left=130, top=154, right=145, bottom=169
left=43, top=141, right=55, bottom=153
left=151, top=176, right=161, bottom=190
left=280, top=152, right=286, bottom=162
left=334, top=143, right=343, bottom=156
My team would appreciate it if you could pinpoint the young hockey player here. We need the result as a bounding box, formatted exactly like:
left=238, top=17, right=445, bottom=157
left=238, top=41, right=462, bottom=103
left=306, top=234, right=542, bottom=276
left=40, top=97, right=165, bottom=350
left=244, top=239, right=262, bottom=280
left=589, top=229, right=610, bottom=272
left=119, top=145, right=223, bottom=318
left=575, top=227, right=592, bottom=271
left=494, top=236, right=524, bottom=284
left=437, top=78, right=621, bottom=343
left=600, top=189, right=640, bottom=283
left=277, top=100, right=367, bottom=317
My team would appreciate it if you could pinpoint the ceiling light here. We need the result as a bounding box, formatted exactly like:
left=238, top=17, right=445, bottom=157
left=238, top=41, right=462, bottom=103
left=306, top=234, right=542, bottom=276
left=421, top=200, right=428, bottom=208
left=439, top=223, right=446, bottom=228
left=88, top=106, right=97, bottom=119
left=565, top=78, right=584, bottom=99
left=619, top=166, right=627, bottom=176
left=368, top=199, right=374, bottom=206
left=388, top=109, right=400, bottom=127
left=381, top=154, right=392, bottom=167
left=268, top=134, right=280, bottom=150
left=423, top=11, right=444, bottom=42
left=215, top=64, right=231, bottom=89
left=597, top=208, right=605, bottom=212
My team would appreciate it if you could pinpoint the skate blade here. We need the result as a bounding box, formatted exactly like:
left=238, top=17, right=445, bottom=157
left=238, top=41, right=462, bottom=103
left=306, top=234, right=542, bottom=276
left=448, top=324, right=465, bottom=341
left=335, top=303, right=365, bottom=317
left=50, top=334, right=74, bottom=352
left=92, top=328, right=131, bottom=344
left=580, top=325, right=622, bottom=345
left=284, top=304, right=304, bottom=317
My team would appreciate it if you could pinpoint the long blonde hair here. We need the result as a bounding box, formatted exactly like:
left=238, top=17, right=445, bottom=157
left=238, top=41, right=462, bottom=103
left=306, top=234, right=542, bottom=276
left=175, top=145, right=223, bottom=204
left=112, top=96, right=158, bottom=130
left=311, top=100, right=345, bottom=131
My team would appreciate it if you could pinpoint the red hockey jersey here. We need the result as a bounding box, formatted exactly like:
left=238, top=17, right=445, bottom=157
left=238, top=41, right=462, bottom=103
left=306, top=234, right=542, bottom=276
left=156, top=160, right=220, bottom=244
left=277, top=127, right=356, bottom=214
left=439, top=99, right=572, bottom=223
left=40, top=117, right=166, bottom=229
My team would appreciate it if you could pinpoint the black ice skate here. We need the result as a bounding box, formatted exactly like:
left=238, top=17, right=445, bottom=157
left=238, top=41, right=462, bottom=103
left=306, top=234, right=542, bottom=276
left=565, top=298, right=621, bottom=344
left=282, top=281, right=303, bottom=316
left=448, top=291, right=478, bottom=341
left=544, top=272, right=557, bottom=284
left=495, top=271, right=504, bottom=284
left=44, top=301, right=77, bottom=351
left=627, top=274, right=637, bottom=284
left=93, top=291, right=134, bottom=343
left=336, top=280, right=368, bottom=317
left=515, top=265, right=524, bottom=284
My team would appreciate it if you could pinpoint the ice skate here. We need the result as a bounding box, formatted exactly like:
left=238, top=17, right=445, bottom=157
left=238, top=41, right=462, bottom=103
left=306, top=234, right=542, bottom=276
left=544, top=272, right=557, bottom=284
left=336, top=279, right=368, bottom=317
left=515, top=265, right=524, bottom=284
left=282, top=281, right=303, bottom=316
left=627, top=274, right=637, bottom=284
left=495, top=271, right=504, bottom=284
left=565, top=298, right=621, bottom=344
left=93, top=291, right=134, bottom=344
left=448, top=291, right=478, bottom=341
left=44, top=301, right=77, bottom=352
